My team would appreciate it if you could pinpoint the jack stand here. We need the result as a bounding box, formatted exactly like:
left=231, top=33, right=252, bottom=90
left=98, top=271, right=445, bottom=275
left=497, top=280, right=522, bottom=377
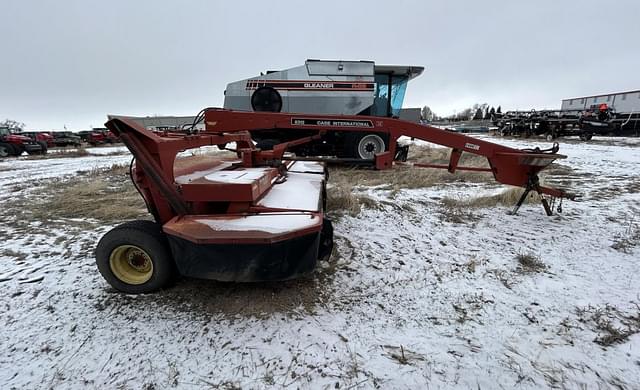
left=509, top=174, right=554, bottom=216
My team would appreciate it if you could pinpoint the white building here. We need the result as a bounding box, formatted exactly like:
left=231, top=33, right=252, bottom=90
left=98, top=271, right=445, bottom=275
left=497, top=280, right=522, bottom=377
left=561, top=90, right=640, bottom=113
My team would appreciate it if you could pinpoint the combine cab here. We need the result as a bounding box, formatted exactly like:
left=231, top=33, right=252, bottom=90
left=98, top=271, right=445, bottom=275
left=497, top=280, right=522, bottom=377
left=224, top=59, right=424, bottom=159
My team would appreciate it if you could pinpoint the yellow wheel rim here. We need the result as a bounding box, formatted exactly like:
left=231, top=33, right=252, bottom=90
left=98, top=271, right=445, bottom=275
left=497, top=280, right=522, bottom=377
left=109, top=245, right=154, bottom=285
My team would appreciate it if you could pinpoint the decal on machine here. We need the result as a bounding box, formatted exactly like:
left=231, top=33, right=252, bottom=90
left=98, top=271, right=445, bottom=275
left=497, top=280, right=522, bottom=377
left=246, top=80, right=375, bottom=91
left=291, top=118, right=374, bottom=128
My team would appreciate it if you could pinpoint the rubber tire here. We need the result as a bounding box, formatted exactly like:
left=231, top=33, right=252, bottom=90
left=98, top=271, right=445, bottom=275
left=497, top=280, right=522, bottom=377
left=0, top=143, right=12, bottom=157
left=95, top=220, right=177, bottom=294
left=37, top=141, right=48, bottom=154
left=348, top=132, right=387, bottom=159
left=9, top=144, right=23, bottom=156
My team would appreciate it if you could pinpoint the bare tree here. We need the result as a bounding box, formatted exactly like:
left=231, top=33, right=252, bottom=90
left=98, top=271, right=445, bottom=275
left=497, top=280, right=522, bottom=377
left=421, top=106, right=434, bottom=121
left=0, top=119, right=26, bottom=132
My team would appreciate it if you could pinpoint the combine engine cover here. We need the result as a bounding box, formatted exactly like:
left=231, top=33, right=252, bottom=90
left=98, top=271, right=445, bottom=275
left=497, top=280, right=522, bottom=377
left=224, top=59, right=424, bottom=117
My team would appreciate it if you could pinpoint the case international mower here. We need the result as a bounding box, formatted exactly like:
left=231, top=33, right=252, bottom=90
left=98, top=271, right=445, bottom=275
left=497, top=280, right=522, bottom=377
left=96, top=108, right=574, bottom=294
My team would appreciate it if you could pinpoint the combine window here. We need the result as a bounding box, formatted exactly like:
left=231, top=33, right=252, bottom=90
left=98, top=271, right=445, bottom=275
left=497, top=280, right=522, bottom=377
left=371, top=74, right=409, bottom=117
left=390, top=77, right=408, bottom=116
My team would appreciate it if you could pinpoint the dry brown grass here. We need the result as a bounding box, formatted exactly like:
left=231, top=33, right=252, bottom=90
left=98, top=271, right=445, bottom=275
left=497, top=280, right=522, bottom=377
left=438, top=203, right=479, bottom=224
left=516, top=253, right=547, bottom=274
left=408, top=145, right=489, bottom=168
left=326, top=146, right=494, bottom=216
left=326, top=185, right=379, bottom=217
left=25, top=148, right=91, bottom=159
left=576, top=304, right=640, bottom=346
left=442, top=187, right=541, bottom=209
left=611, top=218, right=639, bottom=253
left=30, top=163, right=147, bottom=223
left=26, top=148, right=130, bottom=160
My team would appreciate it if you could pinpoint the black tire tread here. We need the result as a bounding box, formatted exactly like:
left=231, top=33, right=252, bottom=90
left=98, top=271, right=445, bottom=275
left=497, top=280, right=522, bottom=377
left=95, top=219, right=176, bottom=294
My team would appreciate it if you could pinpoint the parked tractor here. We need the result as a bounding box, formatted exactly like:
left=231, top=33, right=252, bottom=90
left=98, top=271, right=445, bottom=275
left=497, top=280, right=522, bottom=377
left=21, top=131, right=54, bottom=151
left=86, top=129, right=119, bottom=146
left=0, top=127, right=45, bottom=157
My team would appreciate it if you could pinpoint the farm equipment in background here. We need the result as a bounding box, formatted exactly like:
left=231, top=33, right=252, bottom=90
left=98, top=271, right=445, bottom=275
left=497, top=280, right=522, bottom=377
left=493, top=104, right=640, bottom=140
left=0, top=127, right=45, bottom=157
left=96, top=108, right=574, bottom=294
left=21, top=131, right=54, bottom=151
left=51, top=131, right=82, bottom=147
left=85, top=129, right=120, bottom=146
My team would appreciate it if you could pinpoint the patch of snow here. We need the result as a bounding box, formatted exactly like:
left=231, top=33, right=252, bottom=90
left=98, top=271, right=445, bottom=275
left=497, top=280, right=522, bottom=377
left=258, top=172, right=323, bottom=211
left=195, top=213, right=319, bottom=234
left=0, top=135, right=639, bottom=388
left=204, top=167, right=273, bottom=184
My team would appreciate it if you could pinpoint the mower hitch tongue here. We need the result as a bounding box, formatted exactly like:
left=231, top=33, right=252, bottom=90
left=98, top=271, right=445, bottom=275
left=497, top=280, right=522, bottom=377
left=95, top=109, right=573, bottom=293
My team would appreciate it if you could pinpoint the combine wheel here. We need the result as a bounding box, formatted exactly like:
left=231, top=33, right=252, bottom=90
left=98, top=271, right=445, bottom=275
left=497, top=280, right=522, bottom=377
left=95, top=220, right=176, bottom=294
left=352, top=133, right=386, bottom=160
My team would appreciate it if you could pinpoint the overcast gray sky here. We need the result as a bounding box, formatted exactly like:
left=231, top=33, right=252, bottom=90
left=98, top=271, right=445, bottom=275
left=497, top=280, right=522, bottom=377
left=1, top=0, right=639, bottom=130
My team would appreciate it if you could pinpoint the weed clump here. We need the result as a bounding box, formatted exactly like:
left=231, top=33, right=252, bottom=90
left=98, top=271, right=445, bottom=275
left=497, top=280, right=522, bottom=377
left=516, top=253, right=547, bottom=273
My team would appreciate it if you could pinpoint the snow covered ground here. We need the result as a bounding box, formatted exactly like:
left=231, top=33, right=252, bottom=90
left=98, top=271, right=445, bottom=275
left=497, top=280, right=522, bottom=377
left=1, top=137, right=639, bottom=389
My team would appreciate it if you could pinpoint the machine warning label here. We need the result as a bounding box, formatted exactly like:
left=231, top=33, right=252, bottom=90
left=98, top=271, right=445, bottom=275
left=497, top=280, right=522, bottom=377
left=291, top=118, right=374, bottom=128
left=464, top=142, right=480, bottom=151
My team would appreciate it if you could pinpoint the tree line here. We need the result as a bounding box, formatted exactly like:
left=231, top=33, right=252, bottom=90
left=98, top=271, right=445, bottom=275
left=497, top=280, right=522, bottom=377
left=421, top=104, right=502, bottom=122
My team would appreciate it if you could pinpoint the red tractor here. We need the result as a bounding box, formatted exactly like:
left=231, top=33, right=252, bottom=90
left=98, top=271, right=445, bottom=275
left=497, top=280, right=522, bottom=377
left=22, top=131, right=54, bottom=151
left=0, top=127, right=45, bottom=157
left=87, top=129, right=120, bottom=146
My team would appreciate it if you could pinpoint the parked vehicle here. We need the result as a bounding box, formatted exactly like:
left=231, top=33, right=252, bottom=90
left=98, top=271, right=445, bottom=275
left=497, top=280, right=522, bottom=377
left=51, top=131, right=82, bottom=147
left=77, top=130, right=93, bottom=142
left=0, top=127, right=45, bottom=157
left=87, top=129, right=119, bottom=145
left=21, top=131, right=55, bottom=149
